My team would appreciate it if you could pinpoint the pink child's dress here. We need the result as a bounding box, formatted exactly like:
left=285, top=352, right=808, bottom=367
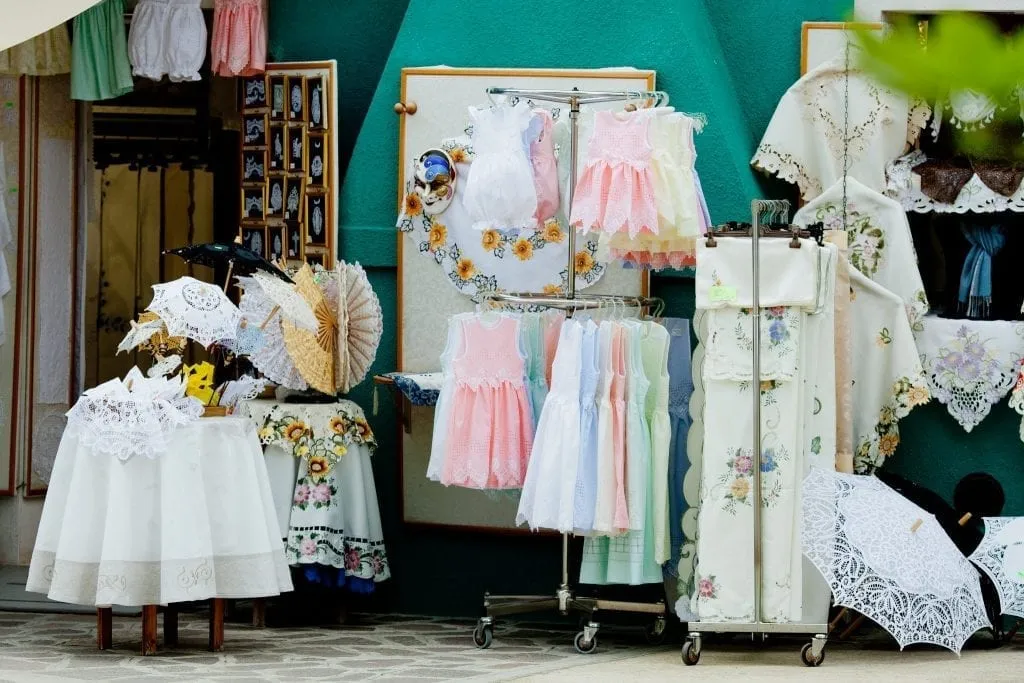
left=441, top=314, right=534, bottom=489
left=211, top=0, right=266, bottom=77
left=530, top=109, right=560, bottom=224
left=570, top=110, right=659, bottom=239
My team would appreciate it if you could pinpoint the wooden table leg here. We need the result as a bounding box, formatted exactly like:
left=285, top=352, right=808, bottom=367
left=209, top=598, right=225, bottom=652
left=251, top=598, right=266, bottom=628
left=164, top=605, right=179, bottom=646
left=96, top=608, right=112, bottom=650
left=142, top=605, right=159, bottom=656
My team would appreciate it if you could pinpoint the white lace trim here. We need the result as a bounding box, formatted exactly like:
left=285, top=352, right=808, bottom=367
left=751, top=143, right=821, bottom=199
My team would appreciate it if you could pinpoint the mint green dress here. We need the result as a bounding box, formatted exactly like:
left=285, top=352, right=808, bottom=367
left=580, top=321, right=662, bottom=586
left=71, top=0, right=134, bottom=101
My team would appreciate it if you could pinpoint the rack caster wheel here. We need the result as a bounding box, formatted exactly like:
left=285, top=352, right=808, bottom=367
left=644, top=616, right=667, bottom=645
left=473, top=622, right=493, bottom=649
left=574, top=630, right=598, bottom=654
left=800, top=641, right=825, bottom=667
left=684, top=638, right=700, bottom=663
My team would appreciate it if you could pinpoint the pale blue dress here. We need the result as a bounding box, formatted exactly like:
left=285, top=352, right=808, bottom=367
left=572, top=320, right=600, bottom=532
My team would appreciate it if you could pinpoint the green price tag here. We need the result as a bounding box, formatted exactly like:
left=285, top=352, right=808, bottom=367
left=709, top=285, right=737, bottom=303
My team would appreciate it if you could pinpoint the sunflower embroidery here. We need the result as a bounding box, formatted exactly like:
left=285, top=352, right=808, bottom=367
left=574, top=250, right=594, bottom=274
left=543, top=283, right=564, bottom=295
left=427, top=223, right=447, bottom=251
left=448, top=147, right=467, bottom=163
left=481, top=229, right=501, bottom=252
left=542, top=219, right=565, bottom=243
left=284, top=420, right=308, bottom=441
left=404, top=193, right=423, bottom=216
left=329, top=415, right=350, bottom=434
left=354, top=418, right=373, bottom=440
left=512, top=238, right=534, bottom=261
left=307, top=455, right=332, bottom=480
left=455, top=258, right=477, bottom=280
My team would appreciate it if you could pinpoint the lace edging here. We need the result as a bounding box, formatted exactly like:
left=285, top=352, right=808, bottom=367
left=751, top=143, right=821, bottom=200
left=853, top=374, right=931, bottom=474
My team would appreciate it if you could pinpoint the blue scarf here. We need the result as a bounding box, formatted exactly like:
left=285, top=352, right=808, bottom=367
left=959, top=224, right=1005, bottom=319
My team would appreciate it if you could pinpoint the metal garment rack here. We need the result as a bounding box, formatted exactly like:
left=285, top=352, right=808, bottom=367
left=681, top=199, right=828, bottom=667
left=471, top=86, right=672, bottom=655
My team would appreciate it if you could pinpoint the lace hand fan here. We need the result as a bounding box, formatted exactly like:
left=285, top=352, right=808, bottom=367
left=282, top=265, right=337, bottom=395
left=338, top=262, right=383, bottom=393
left=237, top=276, right=308, bottom=390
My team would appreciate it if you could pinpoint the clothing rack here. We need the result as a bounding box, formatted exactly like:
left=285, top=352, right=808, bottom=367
left=681, top=199, right=828, bottom=667
left=471, top=86, right=673, bottom=655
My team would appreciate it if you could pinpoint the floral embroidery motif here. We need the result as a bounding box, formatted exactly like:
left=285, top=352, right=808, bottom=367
left=923, top=325, right=1019, bottom=432
left=876, top=327, right=893, bottom=347
left=698, top=575, right=718, bottom=600
left=286, top=529, right=390, bottom=583
left=292, top=476, right=338, bottom=511
left=717, top=445, right=789, bottom=514
left=813, top=202, right=885, bottom=279
left=254, top=406, right=377, bottom=464
left=854, top=376, right=930, bottom=473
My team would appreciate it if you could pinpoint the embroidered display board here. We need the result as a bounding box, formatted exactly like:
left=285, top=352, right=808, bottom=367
left=397, top=67, right=652, bottom=531
left=238, top=61, right=337, bottom=268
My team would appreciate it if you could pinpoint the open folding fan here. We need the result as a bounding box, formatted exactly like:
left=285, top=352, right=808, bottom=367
left=335, top=261, right=383, bottom=393
left=282, top=265, right=337, bottom=394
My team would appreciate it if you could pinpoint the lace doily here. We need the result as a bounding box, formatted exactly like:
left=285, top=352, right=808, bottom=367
left=917, top=317, right=1023, bottom=432
left=968, top=517, right=1024, bottom=620
left=218, top=376, right=269, bottom=408
left=147, top=354, right=182, bottom=378
left=887, top=150, right=1024, bottom=214
left=803, top=468, right=989, bottom=654
left=66, top=371, right=204, bottom=461
left=238, top=399, right=378, bottom=463
left=147, top=276, right=242, bottom=347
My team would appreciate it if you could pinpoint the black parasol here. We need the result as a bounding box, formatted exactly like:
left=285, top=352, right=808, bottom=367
left=163, top=237, right=293, bottom=289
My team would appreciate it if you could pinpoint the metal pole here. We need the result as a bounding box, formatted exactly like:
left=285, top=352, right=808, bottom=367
left=750, top=200, right=762, bottom=624
left=566, top=95, right=580, bottom=300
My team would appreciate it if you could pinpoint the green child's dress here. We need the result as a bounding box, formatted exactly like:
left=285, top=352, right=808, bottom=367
left=71, top=0, right=134, bottom=101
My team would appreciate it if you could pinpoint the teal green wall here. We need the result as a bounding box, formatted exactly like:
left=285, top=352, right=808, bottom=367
left=270, top=0, right=1024, bottom=618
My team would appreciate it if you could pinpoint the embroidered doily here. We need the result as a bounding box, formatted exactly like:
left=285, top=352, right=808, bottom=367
left=66, top=369, right=204, bottom=461
left=917, top=316, right=1024, bottom=432
left=397, top=134, right=606, bottom=298
left=239, top=399, right=377, bottom=464
left=803, top=468, right=989, bottom=654
left=887, top=150, right=1024, bottom=214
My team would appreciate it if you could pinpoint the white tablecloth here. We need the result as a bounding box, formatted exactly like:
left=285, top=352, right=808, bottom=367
left=239, top=400, right=391, bottom=588
left=26, top=417, right=293, bottom=606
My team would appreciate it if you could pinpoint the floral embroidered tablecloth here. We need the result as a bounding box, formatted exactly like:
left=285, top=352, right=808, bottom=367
left=239, top=400, right=389, bottom=591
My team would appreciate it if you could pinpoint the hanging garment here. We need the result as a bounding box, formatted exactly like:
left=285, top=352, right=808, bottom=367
left=958, top=224, right=1006, bottom=319
left=462, top=102, right=538, bottom=232
left=826, top=231, right=855, bottom=474
left=663, top=318, right=693, bottom=580
left=793, top=176, right=929, bottom=331
left=695, top=236, right=820, bottom=310
left=580, top=322, right=662, bottom=586
left=71, top=0, right=135, bottom=101
left=0, top=25, right=70, bottom=76
left=426, top=313, right=471, bottom=482
left=571, top=110, right=658, bottom=238
left=128, top=0, right=207, bottom=82
left=516, top=319, right=583, bottom=532
left=600, top=113, right=704, bottom=269
left=439, top=314, right=533, bottom=489
left=572, top=320, right=601, bottom=534
left=520, top=312, right=549, bottom=431
left=211, top=0, right=266, bottom=77
left=913, top=157, right=975, bottom=204
left=848, top=267, right=931, bottom=473
left=752, top=50, right=930, bottom=201
left=397, top=135, right=606, bottom=298
left=692, top=242, right=839, bottom=624
left=529, top=109, right=560, bottom=224
left=591, top=321, right=618, bottom=534
left=917, top=316, right=1022, bottom=433
left=640, top=321, right=672, bottom=564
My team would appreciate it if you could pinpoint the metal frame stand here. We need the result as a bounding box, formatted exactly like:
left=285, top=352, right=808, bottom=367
left=681, top=199, right=828, bottom=668
left=471, top=86, right=673, bottom=654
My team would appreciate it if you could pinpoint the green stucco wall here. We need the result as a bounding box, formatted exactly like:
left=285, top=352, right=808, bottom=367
left=269, top=0, right=1022, bottom=617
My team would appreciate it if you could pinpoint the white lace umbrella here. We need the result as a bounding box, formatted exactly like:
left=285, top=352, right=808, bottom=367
left=802, top=468, right=989, bottom=654
left=147, top=276, right=241, bottom=347
left=249, top=271, right=319, bottom=331
left=968, top=517, right=1024, bottom=619
left=117, top=316, right=165, bottom=354
left=237, top=276, right=308, bottom=390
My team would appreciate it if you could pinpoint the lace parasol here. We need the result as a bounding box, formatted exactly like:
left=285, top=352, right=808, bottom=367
left=802, top=468, right=989, bottom=654
left=249, top=271, right=319, bottom=331
left=968, top=517, right=1024, bottom=620
left=146, top=276, right=241, bottom=347
left=236, top=276, right=307, bottom=390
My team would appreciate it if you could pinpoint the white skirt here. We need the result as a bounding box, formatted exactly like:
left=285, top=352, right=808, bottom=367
left=26, top=417, right=293, bottom=606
